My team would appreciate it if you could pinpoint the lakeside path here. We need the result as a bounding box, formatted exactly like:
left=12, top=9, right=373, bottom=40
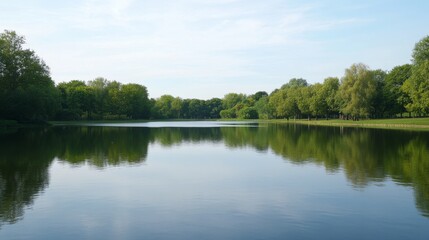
left=259, top=118, right=429, bottom=131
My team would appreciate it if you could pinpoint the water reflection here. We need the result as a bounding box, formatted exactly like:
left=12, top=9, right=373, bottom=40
left=0, top=123, right=428, bottom=227
left=0, top=129, right=53, bottom=226
left=54, top=127, right=151, bottom=167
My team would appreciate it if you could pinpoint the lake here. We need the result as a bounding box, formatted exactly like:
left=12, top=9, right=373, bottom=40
left=0, top=121, right=428, bottom=239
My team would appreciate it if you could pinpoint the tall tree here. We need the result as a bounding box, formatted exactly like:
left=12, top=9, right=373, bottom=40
left=171, top=97, right=183, bottom=119
left=105, top=80, right=122, bottom=116
left=250, top=91, right=268, bottom=101
left=370, top=69, right=387, bottom=118
left=219, top=108, right=236, bottom=119
left=188, top=99, right=206, bottom=119
left=402, top=61, right=429, bottom=115
left=0, top=30, right=59, bottom=121
left=412, top=35, right=429, bottom=65
left=254, top=96, right=271, bottom=119
left=120, top=83, right=150, bottom=119
left=297, top=85, right=313, bottom=119
left=384, top=64, right=412, bottom=117
left=338, top=63, right=377, bottom=119
left=322, top=77, right=340, bottom=117
left=154, top=95, right=175, bottom=119
left=309, top=83, right=327, bottom=118
left=402, top=36, right=429, bottom=116
left=88, top=77, right=109, bottom=117
left=57, top=80, right=95, bottom=119
left=222, top=93, right=246, bottom=109
left=282, top=78, right=308, bottom=89
left=205, top=98, right=223, bottom=119
left=269, top=78, right=305, bottom=119
left=237, top=107, right=258, bottom=119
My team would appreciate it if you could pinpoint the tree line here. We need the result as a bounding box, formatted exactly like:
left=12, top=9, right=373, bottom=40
left=1, top=30, right=429, bottom=121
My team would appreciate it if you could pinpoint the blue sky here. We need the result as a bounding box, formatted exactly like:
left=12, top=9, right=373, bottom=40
left=1, top=0, right=428, bottom=99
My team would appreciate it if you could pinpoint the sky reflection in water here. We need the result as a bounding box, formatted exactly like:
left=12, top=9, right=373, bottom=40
left=0, top=122, right=428, bottom=239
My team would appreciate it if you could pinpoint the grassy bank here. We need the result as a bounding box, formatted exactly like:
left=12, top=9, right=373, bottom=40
left=262, top=118, right=429, bottom=130
left=50, top=118, right=429, bottom=130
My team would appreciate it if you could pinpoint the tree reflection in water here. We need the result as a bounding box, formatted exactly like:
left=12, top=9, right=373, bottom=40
left=0, top=124, right=428, bottom=226
left=0, top=129, right=54, bottom=226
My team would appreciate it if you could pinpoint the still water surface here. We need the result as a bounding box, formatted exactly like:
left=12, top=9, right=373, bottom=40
left=0, top=122, right=428, bottom=239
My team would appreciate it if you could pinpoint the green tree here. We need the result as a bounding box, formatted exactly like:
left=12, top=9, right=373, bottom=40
left=254, top=96, right=271, bottom=119
left=282, top=78, right=308, bottom=89
left=269, top=87, right=298, bottom=119
left=250, top=91, right=268, bottom=101
left=120, top=83, right=150, bottom=119
left=384, top=64, right=412, bottom=117
left=105, top=80, right=123, bottom=117
left=271, top=78, right=307, bottom=119
left=0, top=30, right=59, bottom=121
left=87, top=77, right=109, bottom=118
left=310, top=77, right=340, bottom=118
left=338, top=63, right=377, bottom=119
left=237, top=107, right=258, bottom=119
left=297, top=85, right=313, bottom=119
left=188, top=99, right=206, bottom=119
left=205, top=98, right=223, bottom=119
left=309, top=83, right=327, bottom=118
left=412, top=35, right=429, bottom=65
left=402, top=61, right=429, bottom=115
left=322, top=77, right=340, bottom=118
left=370, top=69, right=387, bottom=118
left=56, top=80, right=94, bottom=119
left=403, top=36, right=429, bottom=116
left=180, top=99, right=190, bottom=119
left=220, top=108, right=236, bottom=119
left=171, top=97, right=183, bottom=119
left=154, top=95, right=175, bottom=119
left=222, top=93, right=246, bottom=109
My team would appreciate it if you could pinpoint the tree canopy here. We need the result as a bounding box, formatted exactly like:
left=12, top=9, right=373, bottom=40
left=56, top=79, right=150, bottom=120
left=412, top=35, right=429, bottom=65
left=402, top=61, right=429, bottom=115
left=0, top=30, right=59, bottom=121
left=337, top=63, right=377, bottom=119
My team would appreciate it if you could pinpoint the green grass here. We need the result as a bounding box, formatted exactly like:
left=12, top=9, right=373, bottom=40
left=50, top=118, right=429, bottom=131
left=262, top=118, right=429, bottom=130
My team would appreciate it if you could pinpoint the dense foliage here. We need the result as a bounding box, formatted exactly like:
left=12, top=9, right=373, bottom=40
left=1, top=30, right=429, bottom=121
left=56, top=78, right=150, bottom=120
left=0, top=31, right=59, bottom=121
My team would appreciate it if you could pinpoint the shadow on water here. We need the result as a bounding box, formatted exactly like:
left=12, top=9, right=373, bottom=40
left=0, top=123, right=428, bottom=226
left=0, top=128, right=54, bottom=226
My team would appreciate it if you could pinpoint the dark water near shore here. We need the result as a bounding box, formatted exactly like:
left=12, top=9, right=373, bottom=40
left=0, top=122, right=428, bottom=239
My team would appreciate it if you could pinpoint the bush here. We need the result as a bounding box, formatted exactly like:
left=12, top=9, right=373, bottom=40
left=220, top=109, right=236, bottom=119
left=238, top=107, right=259, bottom=119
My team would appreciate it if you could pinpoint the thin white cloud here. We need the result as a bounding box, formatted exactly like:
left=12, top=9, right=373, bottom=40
left=79, top=0, right=135, bottom=26
left=0, top=0, right=372, bottom=98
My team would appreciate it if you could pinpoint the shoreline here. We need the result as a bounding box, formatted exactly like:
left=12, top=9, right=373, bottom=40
left=259, top=118, right=429, bottom=131
left=3, top=118, right=429, bottom=131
